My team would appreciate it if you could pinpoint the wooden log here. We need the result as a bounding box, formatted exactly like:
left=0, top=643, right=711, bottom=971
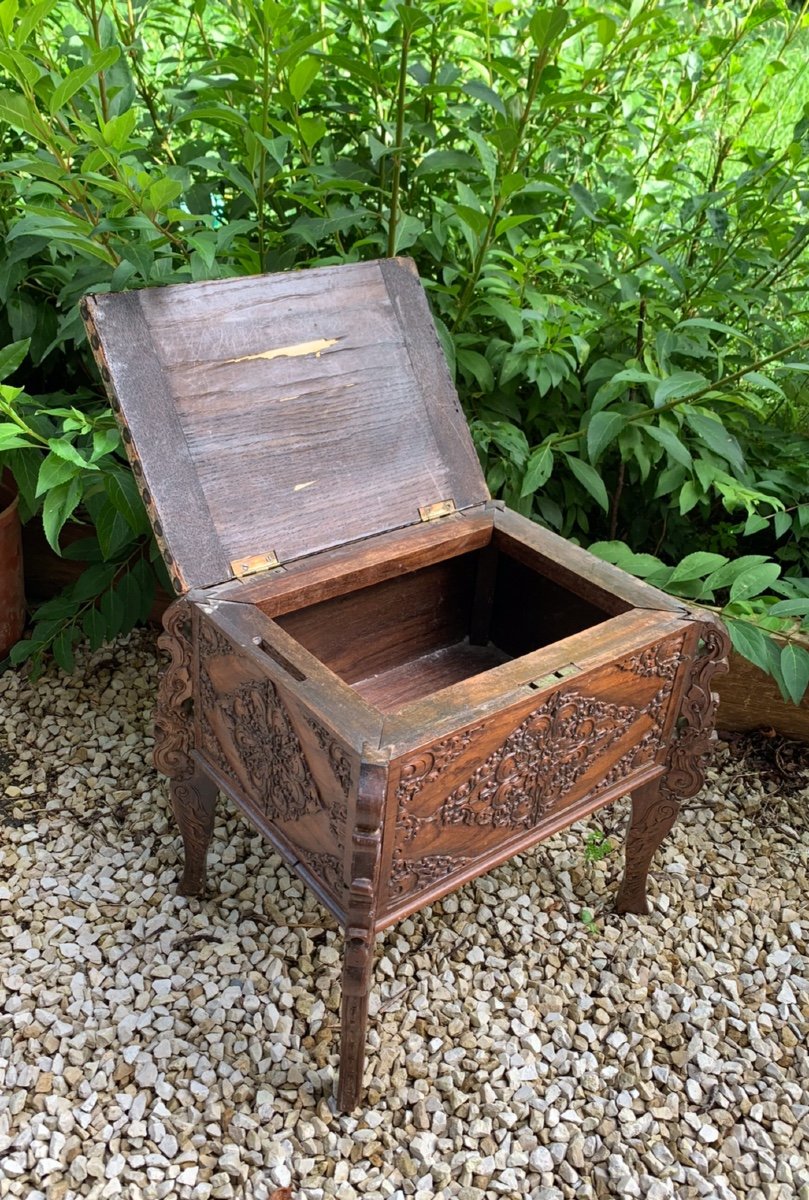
left=715, top=649, right=809, bottom=741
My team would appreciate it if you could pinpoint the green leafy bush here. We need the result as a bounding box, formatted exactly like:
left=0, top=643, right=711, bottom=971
left=0, top=0, right=808, bottom=697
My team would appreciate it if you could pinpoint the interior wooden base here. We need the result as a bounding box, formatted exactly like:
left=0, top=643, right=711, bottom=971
left=352, top=639, right=511, bottom=711
left=266, top=521, right=626, bottom=716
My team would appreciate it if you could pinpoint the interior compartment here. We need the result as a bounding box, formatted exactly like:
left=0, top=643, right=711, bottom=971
left=272, top=536, right=622, bottom=713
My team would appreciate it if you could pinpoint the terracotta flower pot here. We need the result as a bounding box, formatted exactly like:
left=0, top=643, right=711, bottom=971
left=0, top=473, right=25, bottom=658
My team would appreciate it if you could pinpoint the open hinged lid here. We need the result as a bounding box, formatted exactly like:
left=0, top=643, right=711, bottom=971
left=81, top=258, right=489, bottom=593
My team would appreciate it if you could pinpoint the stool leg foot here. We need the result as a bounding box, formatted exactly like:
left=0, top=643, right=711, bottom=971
left=337, top=928, right=375, bottom=1111
left=615, top=778, right=678, bottom=915
left=171, top=769, right=218, bottom=897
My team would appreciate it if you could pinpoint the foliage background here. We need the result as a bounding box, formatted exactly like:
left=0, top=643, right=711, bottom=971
left=1, top=0, right=808, bottom=698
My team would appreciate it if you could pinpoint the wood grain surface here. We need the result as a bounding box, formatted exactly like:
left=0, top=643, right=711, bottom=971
left=84, top=259, right=488, bottom=591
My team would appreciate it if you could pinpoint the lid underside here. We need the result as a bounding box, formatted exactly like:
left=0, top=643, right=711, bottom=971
left=82, top=258, right=488, bottom=593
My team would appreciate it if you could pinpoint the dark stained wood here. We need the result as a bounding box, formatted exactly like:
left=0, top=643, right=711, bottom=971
left=81, top=294, right=230, bottom=593
left=353, top=640, right=511, bottom=711
left=494, top=507, right=685, bottom=615
left=275, top=556, right=477, bottom=685
left=212, top=508, right=492, bottom=612
left=90, top=259, right=731, bottom=1113
left=489, top=552, right=613, bottom=657
left=84, top=259, right=488, bottom=593
left=378, top=609, right=688, bottom=754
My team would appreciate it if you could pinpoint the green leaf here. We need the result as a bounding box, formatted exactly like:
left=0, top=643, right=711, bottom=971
left=9, top=638, right=38, bottom=666
left=773, top=510, right=791, bottom=539
left=95, top=497, right=134, bottom=559
left=415, top=149, right=477, bottom=176
left=116, top=568, right=144, bottom=633
left=588, top=541, right=665, bottom=578
left=101, top=108, right=137, bottom=149
left=586, top=411, right=625, bottom=464
left=780, top=643, right=809, bottom=705
left=669, top=552, right=728, bottom=584
left=725, top=618, right=774, bottom=674
left=52, top=626, right=76, bottom=675
left=0, top=423, right=32, bottom=450
left=91, top=427, right=120, bottom=460
left=49, top=47, right=120, bottom=115
left=0, top=89, right=44, bottom=140
left=106, top=471, right=146, bottom=534
left=565, top=455, right=609, bottom=512
left=729, top=563, right=782, bottom=602
left=42, top=478, right=82, bottom=553
left=463, top=79, right=506, bottom=115
left=704, top=555, right=771, bottom=591
left=487, top=421, right=529, bottom=468
left=100, top=586, right=125, bottom=640
left=289, top=56, right=319, bottom=102
left=36, top=451, right=79, bottom=497
left=529, top=7, right=569, bottom=51
left=678, top=480, right=701, bottom=515
left=643, top=425, right=692, bottom=468
left=521, top=444, right=554, bottom=496
left=47, top=438, right=96, bottom=470
left=685, top=411, right=745, bottom=473
left=297, top=114, right=327, bottom=148
left=146, top=176, right=184, bottom=211
left=71, top=562, right=118, bottom=603
left=653, top=371, right=710, bottom=407
left=768, top=599, right=809, bottom=617
left=82, top=607, right=107, bottom=651
left=0, top=338, right=29, bottom=381
left=396, top=3, right=431, bottom=34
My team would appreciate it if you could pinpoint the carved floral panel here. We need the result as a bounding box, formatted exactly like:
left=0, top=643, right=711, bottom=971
left=385, top=634, right=686, bottom=905
left=196, top=616, right=349, bottom=905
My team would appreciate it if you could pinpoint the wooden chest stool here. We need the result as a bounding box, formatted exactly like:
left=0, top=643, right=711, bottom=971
left=81, top=258, right=729, bottom=1110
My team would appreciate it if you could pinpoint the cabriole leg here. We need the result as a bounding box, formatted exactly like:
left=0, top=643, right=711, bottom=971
left=171, top=770, right=218, bottom=896
left=615, top=777, right=677, bottom=915
left=616, top=619, right=729, bottom=917
left=154, top=599, right=217, bottom=896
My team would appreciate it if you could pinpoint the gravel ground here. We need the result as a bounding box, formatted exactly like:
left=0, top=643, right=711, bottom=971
left=1, top=630, right=808, bottom=1200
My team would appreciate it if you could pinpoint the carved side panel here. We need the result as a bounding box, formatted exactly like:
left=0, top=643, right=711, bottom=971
left=384, top=633, right=686, bottom=910
left=195, top=613, right=354, bottom=908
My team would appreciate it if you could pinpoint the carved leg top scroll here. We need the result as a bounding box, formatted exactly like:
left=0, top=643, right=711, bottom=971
left=664, top=617, right=730, bottom=800
left=154, top=599, right=195, bottom=781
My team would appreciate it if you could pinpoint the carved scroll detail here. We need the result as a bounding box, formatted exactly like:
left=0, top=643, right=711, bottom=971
left=389, top=850, right=472, bottom=896
left=197, top=619, right=322, bottom=825
left=616, top=619, right=730, bottom=915
left=664, top=620, right=730, bottom=800
left=154, top=600, right=195, bottom=780
left=308, top=716, right=353, bottom=797
left=288, top=840, right=346, bottom=901
left=396, top=691, right=638, bottom=844
left=395, top=725, right=486, bottom=807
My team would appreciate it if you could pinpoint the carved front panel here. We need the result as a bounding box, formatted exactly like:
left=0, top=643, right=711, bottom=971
left=383, top=633, right=686, bottom=913
left=195, top=613, right=353, bottom=908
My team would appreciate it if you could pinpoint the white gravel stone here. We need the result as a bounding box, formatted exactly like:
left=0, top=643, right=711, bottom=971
left=1, top=631, right=808, bottom=1200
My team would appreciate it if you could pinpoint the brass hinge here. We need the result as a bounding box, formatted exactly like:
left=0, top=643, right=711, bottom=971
left=419, top=498, right=457, bottom=522
left=530, top=662, right=580, bottom=690
left=230, top=551, right=281, bottom=580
